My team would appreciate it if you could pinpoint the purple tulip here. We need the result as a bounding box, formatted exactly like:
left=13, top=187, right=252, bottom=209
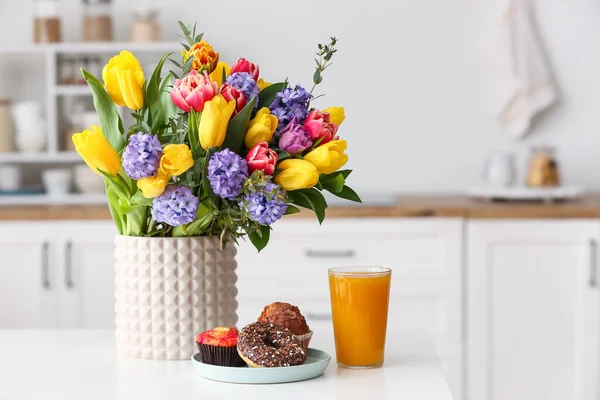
left=278, top=121, right=313, bottom=155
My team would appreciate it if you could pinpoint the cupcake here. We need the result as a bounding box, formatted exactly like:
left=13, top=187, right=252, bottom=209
left=258, top=302, right=313, bottom=348
left=196, top=327, right=246, bottom=367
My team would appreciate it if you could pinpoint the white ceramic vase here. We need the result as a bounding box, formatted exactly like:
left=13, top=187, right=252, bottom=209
left=114, top=236, right=238, bottom=360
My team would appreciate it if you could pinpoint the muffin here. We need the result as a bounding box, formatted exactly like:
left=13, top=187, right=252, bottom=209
left=196, top=327, right=246, bottom=367
left=258, top=302, right=313, bottom=348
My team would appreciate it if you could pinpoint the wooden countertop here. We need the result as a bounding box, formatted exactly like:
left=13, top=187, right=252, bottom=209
left=4, top=195, right=600, bottom=220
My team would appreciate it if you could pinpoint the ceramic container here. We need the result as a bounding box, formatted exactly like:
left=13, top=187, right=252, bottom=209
left=74, top=164, right=104, bottom=193
left=483, top=153, right=515, bottom=187
left=42, top=168, right=72, bottom=196
left=0, top=165, right=21, bottom=191
left=114, top=236, right=238, bottom=360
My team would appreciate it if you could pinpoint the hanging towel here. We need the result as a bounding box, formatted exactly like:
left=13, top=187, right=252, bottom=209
left=488, top=0, right=558, bottom=138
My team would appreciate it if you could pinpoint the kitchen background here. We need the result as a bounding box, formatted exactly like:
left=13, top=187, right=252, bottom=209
left=0, top=0, right=598, bottom=198
left=1, top=1, right=600, bottom=400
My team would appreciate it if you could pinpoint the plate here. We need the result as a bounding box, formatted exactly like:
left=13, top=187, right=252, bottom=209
left=466, top=186, right=584, bottom=202
left=191, top=348, right=331, bottom=384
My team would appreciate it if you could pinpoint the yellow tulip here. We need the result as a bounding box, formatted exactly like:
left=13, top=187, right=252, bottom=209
left=323, top=106, right=345, bottom=127
left=257, top=78, right=271, bottom=91
left=274, top=159, right=319, bottom=191
left=244, top=108, right=278, bottom=148
left=199, top=95, right=236, bottom=150
left=102, top=51, right=145, bottom=110
left=303, top=140, right=348, bottom=174
left=72, top=125, right=121, bottom=176
left=209, top=61, right=230, bottom=84
left=160, top=144, right=194, bottom=176
left=137, top=169, right=170, bottom=199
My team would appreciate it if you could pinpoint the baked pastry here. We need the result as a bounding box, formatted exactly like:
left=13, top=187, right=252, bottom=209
left=196, top=327, right=246, bottom=367
left=258, top=302, right=313, bottom=348
left=237, top=322, right=307, bottom=368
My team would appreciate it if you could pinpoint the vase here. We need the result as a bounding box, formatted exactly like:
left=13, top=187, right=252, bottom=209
left=114, top=235, right=238, bottom=360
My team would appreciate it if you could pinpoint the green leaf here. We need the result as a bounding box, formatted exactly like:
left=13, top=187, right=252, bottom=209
left=146, top=53, right=172, bottom=123
left=178, top=21, right=191, bottom=37
left=201, top=147, right=221, bottom=210
left=105, top=182, right=124, bottom=234
left=97, top=170, right=130, bottom=201
left=276, top=149, right=290, bottom=161
left=81, top=69, right=125, bottom=152
left=256, top=82, right=285, bottom=110
left=331, top=185, right=362, bottom=203
left=291, top=188, right=328, bottom=224
left=313, top=69, right=322, bottom=85
left=221, top=97, right=255, bottom=153
left=320, top=173, right=344, bottom=193
left=221, top=66, right=227, bottom=85
left=285, top=205, right=301, bottom=215
left=337, top=169, right=352, bottom=179
left=131, top=190, right=153, bottom=207
left=249, top=225, right=271, bottom=252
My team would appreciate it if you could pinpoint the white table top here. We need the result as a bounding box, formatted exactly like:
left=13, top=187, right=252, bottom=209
left=0, top=330, right=453, bottom=400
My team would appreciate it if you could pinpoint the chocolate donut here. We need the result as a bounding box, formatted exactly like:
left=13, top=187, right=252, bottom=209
left=237, top=322, right=307, bottom=368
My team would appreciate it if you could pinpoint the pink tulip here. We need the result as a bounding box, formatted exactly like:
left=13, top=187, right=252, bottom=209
left=303, top=110, right=339, bottom=145
left=170, top=70, right=218, bottom=113
left=246, top=142, right=278, bottom=175
left=229, top=58, right=260, bottom=81
left=220, top=84, right=247, bottom=115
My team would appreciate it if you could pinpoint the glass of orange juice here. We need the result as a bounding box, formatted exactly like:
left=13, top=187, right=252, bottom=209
left=328, top=267, right=391, bottom=369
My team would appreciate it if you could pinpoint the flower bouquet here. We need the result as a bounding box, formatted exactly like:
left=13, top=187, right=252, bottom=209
left=73, top=23, right=360, bottom=359
left=74, top=24, right=359, bottom=252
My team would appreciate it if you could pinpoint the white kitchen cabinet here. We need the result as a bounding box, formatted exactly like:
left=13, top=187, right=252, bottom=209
left=58, top=222, right=117, bottom=329
left=0, top=221, right=117, bottom=329
left=0, top=223, right=58, bottom=328
left=467, top=220, right=600, bottom=400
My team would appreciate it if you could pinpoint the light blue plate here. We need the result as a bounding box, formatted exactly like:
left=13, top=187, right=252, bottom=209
left=191, top=348, right=331, bottom=384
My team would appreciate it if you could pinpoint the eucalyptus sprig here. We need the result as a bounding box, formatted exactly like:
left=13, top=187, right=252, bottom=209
left=310, top=37, right=338, bottom=95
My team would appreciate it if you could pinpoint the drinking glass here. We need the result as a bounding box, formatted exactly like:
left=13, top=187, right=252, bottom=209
left=328, top=267, right=391, bottom=369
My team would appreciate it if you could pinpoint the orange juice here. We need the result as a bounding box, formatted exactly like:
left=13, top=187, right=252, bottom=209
left=328, top=267, right=391, bottom=368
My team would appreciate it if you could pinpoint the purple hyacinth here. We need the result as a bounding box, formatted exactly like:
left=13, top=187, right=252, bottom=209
left=242, top=182, right=288, bottom=226
left=122, top=132, right=163, bottom=180
left=151, top=185, right=199, bottom=226
left=278, top=120, right=312, bottom=155
left=207, top=149, right=248, bottom=199
left=226, top=72, right=260, bottom=105
left=269, top=85, right=311, bottom=134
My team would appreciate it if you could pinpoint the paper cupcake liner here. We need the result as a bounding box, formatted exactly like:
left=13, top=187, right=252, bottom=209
left=295, top=330, right=313, bottom=349
left=197, top=343, right=246, bottom=367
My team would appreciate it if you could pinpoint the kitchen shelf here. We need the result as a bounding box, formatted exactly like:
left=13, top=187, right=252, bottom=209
left=0, top=152, right=82, bottom=164
left=55, top=85, right=91, bottom=97
left=0, top=193, right=106, bottom=206
left=0, top=41, right=180, bottom=55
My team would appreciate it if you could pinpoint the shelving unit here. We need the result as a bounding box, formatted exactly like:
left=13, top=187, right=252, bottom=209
left=0, top=41, right=180, bottom=205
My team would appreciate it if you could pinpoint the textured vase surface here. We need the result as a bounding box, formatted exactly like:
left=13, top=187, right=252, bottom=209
left=114, top=236, right=238, bottom=360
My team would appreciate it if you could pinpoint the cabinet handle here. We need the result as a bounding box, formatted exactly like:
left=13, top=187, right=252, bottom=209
left=590, top=239, right=597, bottom=288
left=305, top=312, right=332, bottom=321
left=65, top=240, right=74, bottom=289
left=41, top=241, right=50, bottom=290
left=305, top=249, right=355, bottom=258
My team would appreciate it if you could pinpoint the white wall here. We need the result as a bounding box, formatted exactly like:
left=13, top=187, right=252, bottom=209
left=0, top=0, right=599, bottom=194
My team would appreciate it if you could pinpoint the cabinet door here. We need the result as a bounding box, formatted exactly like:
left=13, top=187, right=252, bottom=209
left=468, top=220, right=600, bottom=400
left=0, top=223, right=57, bottom=328
left=58, top=222, right=117, bottom=329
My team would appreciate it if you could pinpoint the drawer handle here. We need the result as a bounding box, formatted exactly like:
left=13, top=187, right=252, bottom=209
left=305, top=312, right=332, bottom=321
left=41, top=241, right=50, bottom=290
left=65, top=240, right=74, bottom=289
left=305, top=249, right=355, bottom=258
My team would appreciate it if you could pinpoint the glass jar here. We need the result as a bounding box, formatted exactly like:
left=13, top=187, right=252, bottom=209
left=130, top=10, right=160, bottom=42
left=0, top=99, right=14, bottom=153
left=34, top=0, right=62, bottom=43
left=527, top=146, right=561, bottom=187
left=83, top=0, right=113, bottom=42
